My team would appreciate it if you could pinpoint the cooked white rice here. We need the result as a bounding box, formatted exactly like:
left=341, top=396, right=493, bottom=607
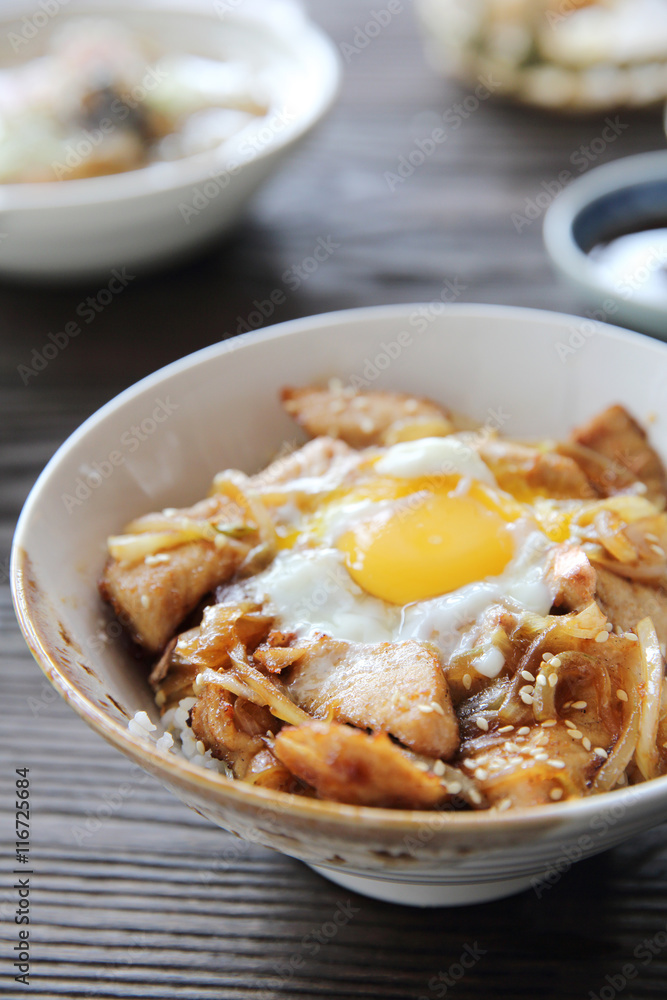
left=129, top=699, right=231, bottom=776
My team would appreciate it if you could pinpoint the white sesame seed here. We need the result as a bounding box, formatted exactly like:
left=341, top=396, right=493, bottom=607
left=497, top=798, right=512, bottom=812
left=534, top=732, right=549, bottom=746
left=433, top=760, right=446, bottom=776
left=536, top=674, right=547, bottom=687
left=595, top=630, right=609, bottom=643
left=548, top=674, right=558, bottom=688
left=475, top=716, right=489, bottom=731
left=162, top=508, right=177, bottom=516
left=650, top=544, right=665, bottom=557
left=469, top=789, right=483, bottom=805
left=582, top=737, right=592, bottom=751
left=605, top=623, right=613, bottom=632
left=430, top=702, right=446, bottom=716
left=517, top=727, right=530, bottom=736
left=498, top=725, right=514, bottom=733
left=550, top=788, right=564, bottom=801
left=462, top=673, right=472, bottom=690
left=624, top=633, right=638, bottom=642
left=572, top=701, right=587, bottom=710
left=567, top=730, right=583, bottom=740
left=414, top=761, right=430, bottom=772
left=474, top=768, right=488, bottom=781
left=521, top=670, right=535, bottom=682
left=646, top=532, right=660, bottom=543
left=542, top=651, right=553, bottom=661
left=463, top=758, right=476, bottom=769
left=547, top=759, right=565, bottom=769
left=520, top=691, right=535, bottom=705
left=541, top=720, right=557, bottom=727
left=520, top=683, right=535, bottom=694
left=140, top=595, right=150, bottom=609
left=195, top=740, right=206, bottom=755
left=418, top=704, right=434, bottom=714
left=594, top=747, right=608, bottom=759
left=508, top=756, right=523, bottom=765
left=550, top=656, right=562, bottom=668
left=155, top=690, right=166, bottom=707
left=446, top=781, right=462, bottom=795
left=534, top=752, right=549, bottom=761
left=504, top=741, right=520, bottom=752
left=565, top=720, right=576, bottom=729
left=563, top=701, right=573, bottom=709
left=617, top=689, right=629, bottom=702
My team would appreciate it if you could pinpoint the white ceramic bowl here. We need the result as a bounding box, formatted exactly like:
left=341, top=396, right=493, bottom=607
left=12, top=303, right=667, bottom=907
left=0, top=0, right=339, bottom=279
left=543, top=151, right=667, bottom=339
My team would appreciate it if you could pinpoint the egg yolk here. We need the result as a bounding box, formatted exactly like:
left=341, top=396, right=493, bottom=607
left=338, top=492, right=514, bottom=605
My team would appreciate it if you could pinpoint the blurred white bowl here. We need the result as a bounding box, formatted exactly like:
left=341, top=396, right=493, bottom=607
left=12, top=303, right=667, bottom=907
left=0, top=0, right=340, bottom=279
left=543, top=151, right=667, bottom=339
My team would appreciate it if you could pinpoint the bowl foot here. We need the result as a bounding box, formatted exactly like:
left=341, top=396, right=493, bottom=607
left=306, top=863, right=533, bottom=907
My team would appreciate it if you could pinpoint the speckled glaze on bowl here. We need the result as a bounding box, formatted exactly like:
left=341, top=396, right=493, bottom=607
left=12, top=304, right=667, bottom=906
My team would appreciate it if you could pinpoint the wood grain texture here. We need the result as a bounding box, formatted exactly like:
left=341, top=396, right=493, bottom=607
left=3, top=1, right=667, bottom=996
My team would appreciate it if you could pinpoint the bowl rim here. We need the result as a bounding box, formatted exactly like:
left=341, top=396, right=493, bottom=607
left=543, top=149, right=667, bottom=328
left=12, top=301, right=667, bottom=834
left=0, top=0, right=341, bottom=211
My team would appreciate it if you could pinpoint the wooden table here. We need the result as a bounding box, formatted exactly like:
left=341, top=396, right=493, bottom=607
left=3, top=2, right=667, bottom=996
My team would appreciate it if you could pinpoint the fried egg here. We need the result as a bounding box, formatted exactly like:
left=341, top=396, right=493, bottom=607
left=246, top=436, right=556, bottom=674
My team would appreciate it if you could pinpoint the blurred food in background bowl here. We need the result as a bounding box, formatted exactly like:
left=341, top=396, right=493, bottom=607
left=0, top=0, right=339, bottom=278
left=544, top=150, right=667, bottom=337
left=417, top=0, right=667, bottom=111
left=12, top=304, right=667, bottom=906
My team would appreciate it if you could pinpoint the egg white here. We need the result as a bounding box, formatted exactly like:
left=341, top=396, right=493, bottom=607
left=244, top=438, right=556, bottom=674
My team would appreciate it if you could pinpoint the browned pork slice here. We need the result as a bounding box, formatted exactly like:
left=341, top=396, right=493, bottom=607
left=545, top=543, right=597, bottom=612
left=457, top=725, right=595, bottom=808
left=274, top=721, right=451, bottom=808
left=249, top=436, right=355, bottom=490
left=595, top=566, right=667, bottom=647
left=569, top=404, right=667, bottom=504
left=280, top=636, right=459, bottom=759
left=281, top=385, right=453, bottom=448
left=99, top=496, right=255, bottom=653
left=478, top=440, right=593, bottom=499
left=190, top=680, right=294, bottom=789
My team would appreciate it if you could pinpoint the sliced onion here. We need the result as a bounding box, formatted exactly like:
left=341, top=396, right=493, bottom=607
left=592, top=644, right=643, bottom=792
left=634, top=617, right=664, bottom=781
left=227, top=646, right=311, bottom=726
left=558, top=602, right=608, bottom=639
left=108, top=528, right=204, bottom=563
